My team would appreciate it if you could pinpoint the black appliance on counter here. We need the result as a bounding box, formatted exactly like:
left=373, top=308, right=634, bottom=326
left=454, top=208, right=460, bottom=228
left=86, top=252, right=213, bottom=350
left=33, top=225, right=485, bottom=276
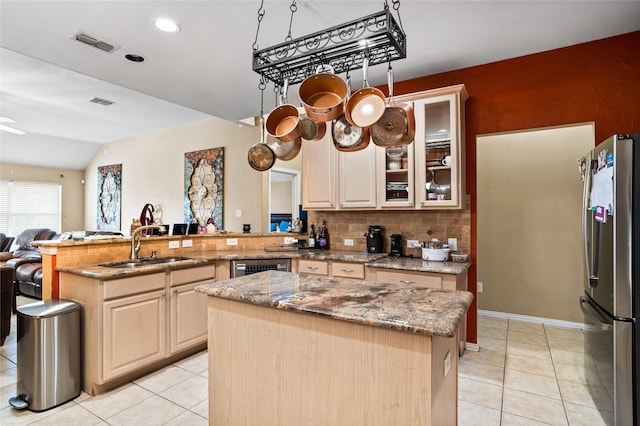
left=390, top=234, right=403, bottom=257
left=578, top=134, right=639, bottom=425
left=365, top=225, right=383, bottom=253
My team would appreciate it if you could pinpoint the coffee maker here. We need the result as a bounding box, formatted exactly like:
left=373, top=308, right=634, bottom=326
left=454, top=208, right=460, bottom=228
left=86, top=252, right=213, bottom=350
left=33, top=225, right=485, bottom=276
left=390, top=234, right=403, bottom=257
left=365, top=225, right=383, bottom=253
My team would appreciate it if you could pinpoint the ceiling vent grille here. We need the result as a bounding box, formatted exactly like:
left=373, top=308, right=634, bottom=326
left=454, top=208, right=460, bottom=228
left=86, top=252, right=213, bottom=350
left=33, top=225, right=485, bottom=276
left=73, top=32, right=119, bottom=53
left=90, top=97, right=115, bottom=106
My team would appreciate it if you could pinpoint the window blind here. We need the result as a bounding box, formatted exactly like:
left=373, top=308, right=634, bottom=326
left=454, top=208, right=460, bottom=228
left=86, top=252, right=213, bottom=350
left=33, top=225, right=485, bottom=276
left=0, top=180, right=61, bottom=236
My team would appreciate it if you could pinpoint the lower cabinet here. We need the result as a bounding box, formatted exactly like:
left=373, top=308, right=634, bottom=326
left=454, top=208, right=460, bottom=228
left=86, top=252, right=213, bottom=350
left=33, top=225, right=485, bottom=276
left=59, top=263, right=215, bottom=395
left=298, top=259, right=364, bottom=280
left=103, top=289, right=166, bottom=381
left=366, top=267, right=468, bottom=356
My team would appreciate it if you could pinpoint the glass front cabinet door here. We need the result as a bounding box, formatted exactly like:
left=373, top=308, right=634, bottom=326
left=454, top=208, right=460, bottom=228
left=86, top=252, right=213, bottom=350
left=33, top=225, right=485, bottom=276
left=376, top=143, right=415, bottom=208
left=413, top=85, right=468, bottom=209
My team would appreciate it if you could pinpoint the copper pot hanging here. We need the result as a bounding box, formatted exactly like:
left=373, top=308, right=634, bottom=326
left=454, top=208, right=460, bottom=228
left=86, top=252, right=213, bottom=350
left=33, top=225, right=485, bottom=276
left=265, top=79, right=301, bottom=142
left=299, top=65, right=348, bottom=123
left=248, top=117, right=276, bottom=171
left=300, top=117, right=327, bottom=141
left=371, top=65, right=415, bottom=147
left=344, top=57, right=386, bottom=128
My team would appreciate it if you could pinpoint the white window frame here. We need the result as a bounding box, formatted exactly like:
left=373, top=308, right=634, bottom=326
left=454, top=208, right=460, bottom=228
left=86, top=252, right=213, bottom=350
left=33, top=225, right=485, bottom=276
left=0, top=179, right=61, bottom=236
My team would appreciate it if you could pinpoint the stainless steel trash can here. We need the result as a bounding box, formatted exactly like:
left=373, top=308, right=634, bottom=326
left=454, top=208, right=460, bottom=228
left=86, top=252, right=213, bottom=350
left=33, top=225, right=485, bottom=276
left=9, top=299, right=81, bottom=412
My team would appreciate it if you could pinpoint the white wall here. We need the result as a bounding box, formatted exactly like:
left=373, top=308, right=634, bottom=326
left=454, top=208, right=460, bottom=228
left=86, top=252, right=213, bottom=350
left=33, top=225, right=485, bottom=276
left=84, top=117, right=263, bottom=234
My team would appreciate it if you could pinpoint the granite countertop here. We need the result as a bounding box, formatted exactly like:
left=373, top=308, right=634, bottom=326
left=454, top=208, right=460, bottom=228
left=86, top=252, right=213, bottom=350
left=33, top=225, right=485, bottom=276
left=56, top=257, right=215, bottom=279
left=365, top=256, right=471, bottom=274
left=195, top=270, right=473, bottom=338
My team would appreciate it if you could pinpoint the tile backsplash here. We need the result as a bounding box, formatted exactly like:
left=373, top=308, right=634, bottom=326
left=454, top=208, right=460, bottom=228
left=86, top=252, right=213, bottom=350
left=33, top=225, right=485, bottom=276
left=306, top=195, right=471, bottom=256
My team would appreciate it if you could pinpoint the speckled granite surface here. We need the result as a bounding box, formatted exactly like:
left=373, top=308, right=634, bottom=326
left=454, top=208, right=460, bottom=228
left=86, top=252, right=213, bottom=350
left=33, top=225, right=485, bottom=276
left=195, top=270, right=473, bottom=338
left=365, top=256, right=471, bottom=274
left=56, top=257, right=215, bottom=279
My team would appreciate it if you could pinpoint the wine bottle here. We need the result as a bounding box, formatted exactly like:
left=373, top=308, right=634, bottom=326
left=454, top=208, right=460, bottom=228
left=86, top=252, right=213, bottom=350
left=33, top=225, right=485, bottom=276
left=318, top=220, right=329, bottom=250
left=308, top=224, right=316, bottom=249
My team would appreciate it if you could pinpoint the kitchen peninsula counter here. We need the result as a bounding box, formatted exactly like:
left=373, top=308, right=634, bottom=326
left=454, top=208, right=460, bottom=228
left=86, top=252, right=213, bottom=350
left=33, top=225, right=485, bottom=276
left=196, top=270, right=473, bottom=425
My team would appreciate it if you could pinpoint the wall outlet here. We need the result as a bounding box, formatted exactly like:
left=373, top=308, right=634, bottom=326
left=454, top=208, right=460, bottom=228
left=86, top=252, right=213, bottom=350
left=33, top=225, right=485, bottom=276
left=447, top=238, right=458, bottom=251
left=443, top=350, right=451, bottom=378
left=226, top=238, right=238, bottom=246
left=235, top=209, right=243, bottom=217
left=477, top=282, right=483, bottom=293
left=344, top=239, right=354, bottom=246
left=407, top=239, right=420, bottom=248
left=284, top=237, right=295, bottom=245
left=168, top=241, right=180, bottom=249
left=182, top=239, right=193, bottom=248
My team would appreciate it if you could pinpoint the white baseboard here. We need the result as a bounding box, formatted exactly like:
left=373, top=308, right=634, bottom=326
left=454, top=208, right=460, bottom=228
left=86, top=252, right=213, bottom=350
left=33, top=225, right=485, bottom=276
left=464, top=342, right=480, bottom=352
left=478, top=309, right=597, bottom=331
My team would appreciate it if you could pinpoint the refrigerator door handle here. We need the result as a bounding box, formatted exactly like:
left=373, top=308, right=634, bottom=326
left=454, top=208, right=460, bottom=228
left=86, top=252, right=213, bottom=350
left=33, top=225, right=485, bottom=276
left=582, top=157, right=596, bottom=289
left=579, top=296, right=612, bottom=331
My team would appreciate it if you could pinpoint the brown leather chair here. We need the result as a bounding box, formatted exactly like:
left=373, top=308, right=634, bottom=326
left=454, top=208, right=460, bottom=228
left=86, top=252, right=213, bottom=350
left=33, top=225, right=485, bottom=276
left=0, top=266, right=13, bottom=345
left=1, top=228, right=58, bottom=311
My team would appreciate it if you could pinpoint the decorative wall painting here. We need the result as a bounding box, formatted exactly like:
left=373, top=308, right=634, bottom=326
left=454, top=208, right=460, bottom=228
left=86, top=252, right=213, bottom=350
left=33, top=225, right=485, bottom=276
left=97, top=164, right=122, bottom=231
left=184, top=148, right=224, bottom=230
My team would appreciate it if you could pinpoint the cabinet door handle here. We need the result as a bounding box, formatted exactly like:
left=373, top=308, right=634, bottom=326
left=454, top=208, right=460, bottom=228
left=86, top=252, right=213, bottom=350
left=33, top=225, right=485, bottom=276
left=173, top=289, right=178, bottom=294
left=399, top=280, right=415, bottom=284
left=307, top=266, right=319, bottom=270
left=341, top=269, right=354, bottom=273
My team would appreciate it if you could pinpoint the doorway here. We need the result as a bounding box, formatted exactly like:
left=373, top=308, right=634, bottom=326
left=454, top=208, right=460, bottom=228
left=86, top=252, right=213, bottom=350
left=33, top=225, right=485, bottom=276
left=268, top=168, right=300, bottom=230
left=476, top=123, right=594, bottom=323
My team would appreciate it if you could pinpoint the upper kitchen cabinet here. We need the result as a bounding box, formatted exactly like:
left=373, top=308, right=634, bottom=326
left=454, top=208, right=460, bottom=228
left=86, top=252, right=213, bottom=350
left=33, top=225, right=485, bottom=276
left=376, top=144, right=415, bottom=208
left=412, top=85, right=468, bottom=209
left=302, top=131, right=338, bottom=209
left=338, top=141, right=378, bottom=209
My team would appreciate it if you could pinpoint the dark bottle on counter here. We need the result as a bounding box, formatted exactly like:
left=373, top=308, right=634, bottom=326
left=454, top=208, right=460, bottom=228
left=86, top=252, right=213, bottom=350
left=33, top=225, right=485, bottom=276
left=308, top=224, right=316, bottom=249
left=317, top=220, right=329, bottom=250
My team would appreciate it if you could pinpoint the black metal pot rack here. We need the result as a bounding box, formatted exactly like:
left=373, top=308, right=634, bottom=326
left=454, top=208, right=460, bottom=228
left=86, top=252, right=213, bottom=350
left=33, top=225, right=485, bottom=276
left=252, top=8, right=406, bottom=87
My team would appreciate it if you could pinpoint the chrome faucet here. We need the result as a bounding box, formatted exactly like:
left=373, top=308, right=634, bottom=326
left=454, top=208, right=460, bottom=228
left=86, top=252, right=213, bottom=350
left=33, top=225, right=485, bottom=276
left=131, top=225, right=165, bottom=260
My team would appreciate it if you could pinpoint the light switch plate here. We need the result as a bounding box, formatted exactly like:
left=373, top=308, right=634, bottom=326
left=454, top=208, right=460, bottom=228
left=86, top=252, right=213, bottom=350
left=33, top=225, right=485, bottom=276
left=447, top=238, right=458, bottom=251
left=235, top=209, right=243, bottom=218
left=168, top=241, right=180, bottom=249
left=182, top=239, right=193, bottom=248
left=284, top=237, right=295, bottom=245
left=226, top=238, right=238, bottom=246
left=407, top=239, right=420, bottom=248
left=344, top=239, right=354, bottom=246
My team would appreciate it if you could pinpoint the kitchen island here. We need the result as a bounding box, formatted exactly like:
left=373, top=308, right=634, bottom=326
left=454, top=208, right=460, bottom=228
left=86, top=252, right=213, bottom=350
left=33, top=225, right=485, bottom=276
left=196, top=270, right=473, bottom=426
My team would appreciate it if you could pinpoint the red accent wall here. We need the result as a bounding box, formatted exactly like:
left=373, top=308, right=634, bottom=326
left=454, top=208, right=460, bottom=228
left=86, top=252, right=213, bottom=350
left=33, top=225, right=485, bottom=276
left=394, top=31, right=640, bottom=343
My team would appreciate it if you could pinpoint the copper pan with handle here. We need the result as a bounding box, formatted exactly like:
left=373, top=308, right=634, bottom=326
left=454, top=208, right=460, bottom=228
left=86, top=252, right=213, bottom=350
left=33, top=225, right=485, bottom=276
left=265, top=79, right=301, bottom=142
left=370, top=64, right=415, bottom=147
left=345, top=57, right=386, bottom=128
left=299, top=65, right=347, bottom=123
left=332, top=72, right=370, bottom=152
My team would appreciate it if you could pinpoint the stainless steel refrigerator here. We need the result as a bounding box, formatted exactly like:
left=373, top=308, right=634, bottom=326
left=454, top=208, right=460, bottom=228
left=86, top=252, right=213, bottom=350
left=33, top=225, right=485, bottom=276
left=579, top=133, right=639, bottom=426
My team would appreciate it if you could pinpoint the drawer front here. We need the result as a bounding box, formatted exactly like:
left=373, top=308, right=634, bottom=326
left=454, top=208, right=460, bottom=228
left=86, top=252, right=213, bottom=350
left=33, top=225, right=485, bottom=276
left=103, top=273, right=166, bottom=300
left=298, top=259, right=328, bottom=276
left=331, top=262, right=365, bottom=279
left=375, top=270, right=442, bottom=289
left=171, top=264, right=216, bottom=286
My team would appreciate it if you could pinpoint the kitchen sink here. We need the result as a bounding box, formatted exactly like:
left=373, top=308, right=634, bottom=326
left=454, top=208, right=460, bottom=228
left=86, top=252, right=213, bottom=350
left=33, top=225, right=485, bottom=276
left=100, top=256, right=192, bottom=269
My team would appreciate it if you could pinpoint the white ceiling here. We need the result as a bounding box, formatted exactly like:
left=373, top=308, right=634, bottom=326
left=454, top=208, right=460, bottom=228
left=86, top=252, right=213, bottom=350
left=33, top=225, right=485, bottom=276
left=1, top=1, right=639, bottom=170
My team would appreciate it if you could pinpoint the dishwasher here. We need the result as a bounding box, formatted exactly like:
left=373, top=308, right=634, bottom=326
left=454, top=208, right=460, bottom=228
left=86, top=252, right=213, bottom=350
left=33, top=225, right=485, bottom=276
left=230, top=258, right=291, bottom=278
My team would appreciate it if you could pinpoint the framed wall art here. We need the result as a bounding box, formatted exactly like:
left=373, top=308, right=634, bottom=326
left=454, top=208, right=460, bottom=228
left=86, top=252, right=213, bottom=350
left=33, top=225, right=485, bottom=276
left=97, top=164, right=122, bottom=231
left=184, top=148, right=224, bottom=230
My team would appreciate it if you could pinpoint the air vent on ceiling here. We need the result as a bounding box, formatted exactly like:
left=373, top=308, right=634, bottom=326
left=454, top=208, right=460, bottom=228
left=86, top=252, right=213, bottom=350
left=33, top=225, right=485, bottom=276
left=90, top=97, right=115, bottom=106
left=73, top=32, right=119, bottom=53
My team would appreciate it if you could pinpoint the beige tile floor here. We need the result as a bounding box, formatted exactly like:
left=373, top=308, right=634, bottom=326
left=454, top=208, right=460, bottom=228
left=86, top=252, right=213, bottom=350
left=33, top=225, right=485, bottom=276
left=1, top=297, right=614, bottom=425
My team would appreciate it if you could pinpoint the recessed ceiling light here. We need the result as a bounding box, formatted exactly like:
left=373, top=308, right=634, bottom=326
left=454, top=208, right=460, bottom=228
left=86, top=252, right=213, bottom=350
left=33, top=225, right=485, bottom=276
left=125, top=53, right=145, bottom=63
left=154, top=18, right=180, bottom=33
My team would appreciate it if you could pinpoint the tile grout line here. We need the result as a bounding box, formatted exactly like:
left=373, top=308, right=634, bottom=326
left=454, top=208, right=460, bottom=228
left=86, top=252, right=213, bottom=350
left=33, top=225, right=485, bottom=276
left=543, top=323, right=571, bottom=425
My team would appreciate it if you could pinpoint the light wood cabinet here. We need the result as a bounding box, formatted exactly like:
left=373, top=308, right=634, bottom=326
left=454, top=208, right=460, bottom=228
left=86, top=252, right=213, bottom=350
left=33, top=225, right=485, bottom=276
left=302, top=85, right=467, bottom=211
left=298, top=259, right=329, bottom=276
left=366, top=266, right=468, bottom=355
left=169, top=266, right=213, bottom=354
left=103, top=289, right=166, bottom=381
left=299, top=258, right=364, bottom=280
left=59, top=263, right=214, bottom=395
left=302, top=131, right=338, bottom=209
left=412, top=86, right=468, bottom=209
left=338, top=142, right=377, bottom=209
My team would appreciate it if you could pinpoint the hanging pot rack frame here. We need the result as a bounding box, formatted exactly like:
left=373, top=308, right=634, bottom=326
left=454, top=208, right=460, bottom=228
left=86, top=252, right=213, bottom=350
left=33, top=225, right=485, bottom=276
left=252, top=9, right=406, bottom=87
